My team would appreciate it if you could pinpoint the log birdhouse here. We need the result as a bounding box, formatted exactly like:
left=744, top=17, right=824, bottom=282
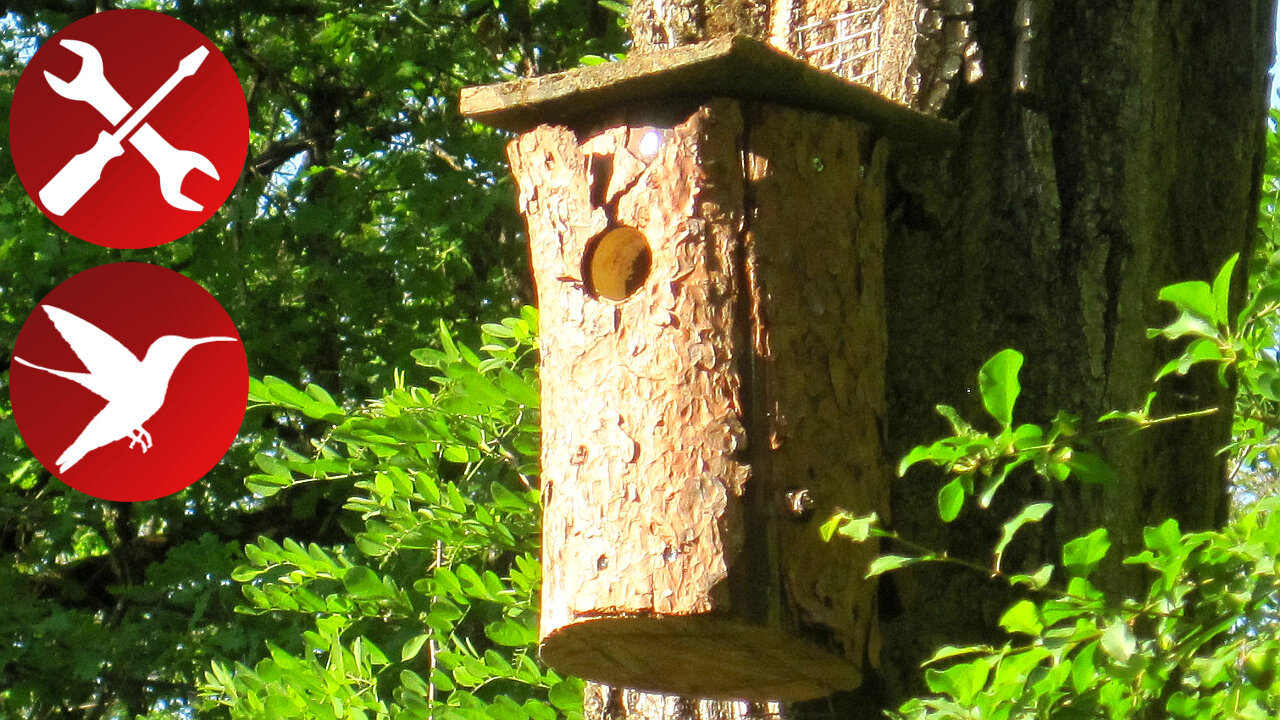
left=461, top=36, right=953, bottom=702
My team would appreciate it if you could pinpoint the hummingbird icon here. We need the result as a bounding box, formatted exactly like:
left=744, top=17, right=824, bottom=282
left=14, top=304, right=236, bottom=472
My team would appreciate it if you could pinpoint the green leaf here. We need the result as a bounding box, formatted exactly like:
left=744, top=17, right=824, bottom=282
left=482, top=322, right=516, bottom=338
left=977, top=460, right=1020, bottom=508
left=496, top=369, right=539, bottom=408
left=822, top=512, right=879, bottom=542
left=922, top=645, right=996, bottom=667
left=819, top=512, right=849, bottom=542
left=254, top=452, right=291, bottom=479
left=430, top=600, right=463, bottom=622
left=442, top=446, right=471, bottom=463
left=1100, top=619, right=1135, bottom=663
left=925, top=657, right=995, bottom=705
left=247, top=376, right=272, bottom=403
left=978, top=349, right=1023, bottom=427
left=1066, top=452, right=1114, bottom=484
left=1071, top=640, right=1098, bottom=693
left=455, top=563, right=492, bottom=599
left=401, top=634, right=429, bottom=662
left=524, top=700, right=556, bottom=720
left=598, top=0, right=629, bottom=16
left=485, top=619, right=535, bottom=647
left=993, top=502, right=1053, bottom=572
left=1211, top=253, right=1238, bottom=327
left=245, top=474, right=289, bottom=497
left=999, top=599, right=1043, bottom=636
left=1010, top=564, right=1055, bottom=590
left=1240, top=277, right=1280, bottom=322
left=867, top=554, right=928, bottom=578
left=1142, top=518, right=1183, bottom=553
left=1158, top=280, right=1216, bottom=321
left=938, top=477, right=966, bottom=522
left=305, top=383, right=341, bottom=410
left=229, top=565, right=266, bottom=582
left=935, top=404, right=973, bottom=435
left=1155, top=337, right=1226, bottom=381
left=548, top=678, right=585, bottom=711
left=342, top=566, right=384, bottom=598
left=1063, top=528, right=1111, bottom=577
left=439, top=319, right=461, bottom=361
left=898, top=440, right=965, bottom=476
left=262, top=376, right=314, bottom=410
left=1011, top=423, right=1046, bottom=449
left=1149, top=310, right=1217, bottom=341
left=264, top=695, right=296, bottom=716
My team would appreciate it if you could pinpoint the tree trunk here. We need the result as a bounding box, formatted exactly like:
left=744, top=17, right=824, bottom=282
left=879, top=0, right=1274, bottom=701
left=589, top=0, right=1275, bottom=716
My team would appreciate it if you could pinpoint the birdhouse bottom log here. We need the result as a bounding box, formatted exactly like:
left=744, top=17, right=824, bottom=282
left=508, top=99, right=890, bottom=701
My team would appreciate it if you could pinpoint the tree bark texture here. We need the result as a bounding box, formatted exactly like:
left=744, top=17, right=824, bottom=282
left=878, top=0, right=1275, bottom=701
left=578, top=0, right=1273, bottom=716
left=628, top=0, right=922, bottom=108
left=508, top=101, right=890, bottom=701
left=767, top=0, right=918, bottom=106
left=629, top=0, right=770, bottom=53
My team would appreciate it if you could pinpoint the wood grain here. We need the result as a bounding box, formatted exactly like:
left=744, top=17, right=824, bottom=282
left=509, top=100, right=888, bottom=701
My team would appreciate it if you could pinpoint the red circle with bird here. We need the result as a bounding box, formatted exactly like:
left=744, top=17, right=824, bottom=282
left=10, top=263, right=248, bottom=501
left=8, top=9, right=248, bottom=248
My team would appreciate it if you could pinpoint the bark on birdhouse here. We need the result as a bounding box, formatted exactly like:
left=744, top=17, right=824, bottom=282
left=461, top=36, right=953, bottom=702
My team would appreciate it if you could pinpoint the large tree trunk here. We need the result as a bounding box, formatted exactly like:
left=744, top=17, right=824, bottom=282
left=879, top=0, right=1274, bottom=700
left=590, top=0, right=1275, bottom=716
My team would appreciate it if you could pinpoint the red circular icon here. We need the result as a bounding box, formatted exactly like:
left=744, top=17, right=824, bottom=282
left=8, top=10, right=248, bottom=249
left=10, top=263, right=247, bottom=501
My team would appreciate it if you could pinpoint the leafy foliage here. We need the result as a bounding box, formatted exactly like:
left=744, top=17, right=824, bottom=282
left=824, top=250, right=1280, bottom=718
left=897, top=348, right=1107, bottom=524
left=0, top=2, right=623, bottom=717
left=877, top=499, right=1280, bottom=720
left=199, top=312, right=586, bottom=719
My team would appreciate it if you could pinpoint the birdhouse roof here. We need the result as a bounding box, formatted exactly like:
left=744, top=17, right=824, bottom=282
left=459, top=35, right=956, bottom=150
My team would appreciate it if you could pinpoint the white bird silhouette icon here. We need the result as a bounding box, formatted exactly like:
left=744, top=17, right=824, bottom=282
left=14, top=305, right=236, bottom=472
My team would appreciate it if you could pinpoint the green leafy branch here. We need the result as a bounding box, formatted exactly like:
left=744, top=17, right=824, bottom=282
left=821, top=255, right=1280, bottom=719
left=897, top=349, right=1110, bottom=524
left=202, top=309, right=585, bottom=720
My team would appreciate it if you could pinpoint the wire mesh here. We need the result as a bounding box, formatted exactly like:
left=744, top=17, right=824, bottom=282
left=790, top=2, right=887, bottom=91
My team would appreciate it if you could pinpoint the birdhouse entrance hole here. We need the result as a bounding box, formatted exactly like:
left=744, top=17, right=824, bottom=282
left=584, top=226, right=651, bottom=301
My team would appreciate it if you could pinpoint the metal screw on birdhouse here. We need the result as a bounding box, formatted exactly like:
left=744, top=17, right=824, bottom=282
left=785, top=488, right=815, bottom=520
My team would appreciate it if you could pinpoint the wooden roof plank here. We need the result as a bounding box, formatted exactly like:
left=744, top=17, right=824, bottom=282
left=459, top=35, right=956, bottom=149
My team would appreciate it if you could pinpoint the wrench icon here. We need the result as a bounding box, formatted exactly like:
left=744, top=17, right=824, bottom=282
left=40, top=39, right=219, bottom=214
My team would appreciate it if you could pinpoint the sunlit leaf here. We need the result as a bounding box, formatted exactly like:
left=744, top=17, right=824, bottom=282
left=978, top=349, right=1023, bottom=427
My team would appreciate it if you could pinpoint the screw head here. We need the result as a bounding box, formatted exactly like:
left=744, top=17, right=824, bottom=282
left=785, top=488, right=815, bottom=519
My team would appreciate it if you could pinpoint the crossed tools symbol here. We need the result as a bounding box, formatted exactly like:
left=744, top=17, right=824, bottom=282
left=38, top=39, right=219, bottom=217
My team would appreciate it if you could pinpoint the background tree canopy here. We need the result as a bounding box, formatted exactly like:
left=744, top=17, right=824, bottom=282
left=0, top=1, right=1278, bottom=720
left=0, top=1, right=623, bottom=716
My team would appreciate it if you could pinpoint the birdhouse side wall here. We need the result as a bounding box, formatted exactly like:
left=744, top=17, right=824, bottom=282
left=739, top=103, right=890, bottom=665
